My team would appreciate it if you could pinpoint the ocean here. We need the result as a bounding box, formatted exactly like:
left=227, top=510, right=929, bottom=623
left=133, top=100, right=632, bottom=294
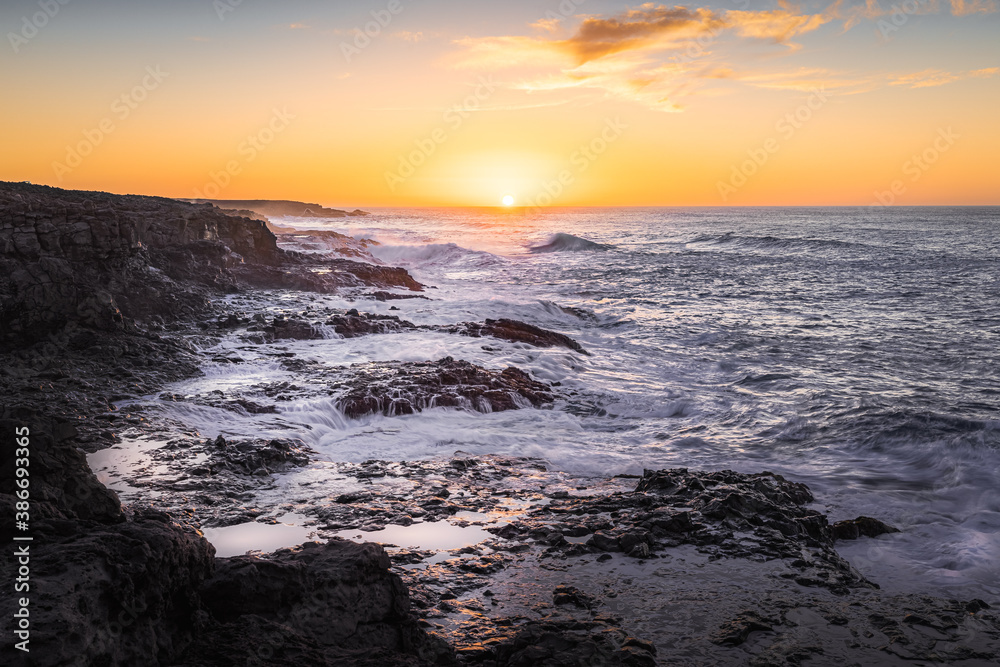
left=93, top=206, right=1000, bottom=603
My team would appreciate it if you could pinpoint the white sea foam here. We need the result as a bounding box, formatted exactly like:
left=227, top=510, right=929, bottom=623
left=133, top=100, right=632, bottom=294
left=99, top=206, right=1000, bottom=602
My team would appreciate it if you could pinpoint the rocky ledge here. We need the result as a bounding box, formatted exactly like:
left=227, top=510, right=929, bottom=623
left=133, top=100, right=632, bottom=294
left=333, top=358, right=555, bottom=418
left=0, top=413, right=456, bottom=667
left=0, top=182, right=420, bottom=345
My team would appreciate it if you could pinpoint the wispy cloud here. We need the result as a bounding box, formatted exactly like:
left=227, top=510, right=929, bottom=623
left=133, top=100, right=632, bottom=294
left=449, top=1, right=997, bottom=112
left=393, top=30, right=433, bottom=43
left=948, top=0, right=999, bottom=15
left=890, top=66, right=999, bottom=87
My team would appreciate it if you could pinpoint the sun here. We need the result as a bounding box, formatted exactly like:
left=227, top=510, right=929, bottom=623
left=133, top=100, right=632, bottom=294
left=501, top=194, right=515, bottom=207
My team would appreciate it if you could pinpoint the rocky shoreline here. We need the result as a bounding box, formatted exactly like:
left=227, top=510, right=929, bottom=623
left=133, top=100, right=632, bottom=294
left=2, top=182, right=999, bottom=666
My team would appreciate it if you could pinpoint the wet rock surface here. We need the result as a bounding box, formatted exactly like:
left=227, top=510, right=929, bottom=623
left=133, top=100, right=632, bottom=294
left=326, top=311, right=418, bottom=338
left=0, top=418, right=455, bottom=667
left=444, top=319, right=589, bottom=355
left=3, top=183, right=999, bottom=665
left=333, top=358, right=555, bottom=418
left=99, top=446, right=999, bottom=665
left=0, top=181, right=421, bottom=345
left=832, top=515, right=901, bottom=541
left=182, top=540, right=456, bottom=666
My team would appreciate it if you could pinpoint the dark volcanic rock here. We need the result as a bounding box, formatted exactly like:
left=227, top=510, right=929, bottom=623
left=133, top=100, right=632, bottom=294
left=444, top=319, right=589, bottom=355
left=0, top=182, right=280, bottom=342
left=831, top=516, right=900, bottom=541
left=267, top=225, right=380, bottom=259
left=24, top=509, right=217, bottom=667
left=332, top=357, right=554, bottom=418
left=0, top=416, right=121, bottom=527
left=239, top=258, right=423, bottom=294
left=710, top=610, right=776, bottom=646
left=0, top=418, right=454, bottom=666
left=204, top=435, right=312, bottom=477
left=326, top=311, right=417, bottom=338
left=187, top=198, right=355, bottom=219
left=191, top=540, right=455, bottom=665
left=500, top=468, right=874, bottom=594
left=0, top=182, right=423, bottom=345
left=484, top=615, right=657, bottom=667
left=266, top=317, right=325, bottom=341
left=0, top=417, right=216, bottom=667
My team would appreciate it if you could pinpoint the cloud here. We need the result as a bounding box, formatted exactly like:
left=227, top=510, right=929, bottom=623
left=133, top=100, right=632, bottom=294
left=560, top=5, right=724, bottom=64
left=449, top=1, right=997, bottom=112
left=828, top=0, right=997, bottom=26
left=530, top=17, right=563, bottom=34
left=725, top=8, right=831, bottom=48
left=890, top=67, right=999, bottom=87
left=948, top=0, right=999, bottom=15
left=287, top=23, right=310, bottom=30
left=454, top=3, right=832, bottom=72
left=393, top=31, right=429, bottom=43
left=738, top=67, right=878, bottom=94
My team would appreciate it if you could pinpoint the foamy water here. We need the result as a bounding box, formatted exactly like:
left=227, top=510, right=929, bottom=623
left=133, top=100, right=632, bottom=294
left=103, top=206, right=1000, bottom=602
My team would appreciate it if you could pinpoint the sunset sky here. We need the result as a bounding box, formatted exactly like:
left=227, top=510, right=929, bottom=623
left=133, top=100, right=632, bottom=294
left=1, top=0, right=998, bottom=207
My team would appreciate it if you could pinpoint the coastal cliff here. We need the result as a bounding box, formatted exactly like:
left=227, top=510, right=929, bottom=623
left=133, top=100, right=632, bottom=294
left=0, top=183, right=411, bottom=346
left=184, top=198, right=369, bottom=219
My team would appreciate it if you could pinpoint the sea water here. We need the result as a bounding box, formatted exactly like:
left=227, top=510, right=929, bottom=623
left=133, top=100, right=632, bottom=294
left=101, top=206, right=1000, bottom=602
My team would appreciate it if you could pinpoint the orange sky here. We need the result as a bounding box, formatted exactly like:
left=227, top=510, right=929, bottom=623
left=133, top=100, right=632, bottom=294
left=1, top=1, right=998, bottom=206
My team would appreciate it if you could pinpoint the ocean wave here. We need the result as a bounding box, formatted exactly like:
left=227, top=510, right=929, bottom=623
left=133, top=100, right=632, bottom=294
left=529, top=233, right=611, bottom=253
left=686, top=232, right=867, bottom=253
left=368, top=242, right=504, bottom=268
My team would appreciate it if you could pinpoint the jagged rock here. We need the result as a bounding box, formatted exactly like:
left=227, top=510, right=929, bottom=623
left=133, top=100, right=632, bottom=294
left=187, top=199, right=354, bottom=219
left=831, top=516, right=900, bottom=541
left=332, top=357, right=554, bottom=418
left=485, top=615, right=657, bottom=667
left=711, top=610, right=776, bottom=646
left=0, top=416, right=120, bottom=527
left=192, top=540, right=455, bottom=665
left=443, top=319, right=589, bottom=355
left=553, top=585, right=595, bottom=609
left=0, top=418, right=216, bottom=667
left=267, top=317, right=324, bottom=341
left=204, top=436, right=312, bottom=476
left=369, top=291, right=429, bottom=302
left=325, top=312, right=417, bottom=338
left=0, top=182, right=423, bottom=345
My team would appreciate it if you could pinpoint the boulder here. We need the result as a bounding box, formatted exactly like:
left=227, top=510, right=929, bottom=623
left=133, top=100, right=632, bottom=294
left=332, top=358, right=554, bottom=418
